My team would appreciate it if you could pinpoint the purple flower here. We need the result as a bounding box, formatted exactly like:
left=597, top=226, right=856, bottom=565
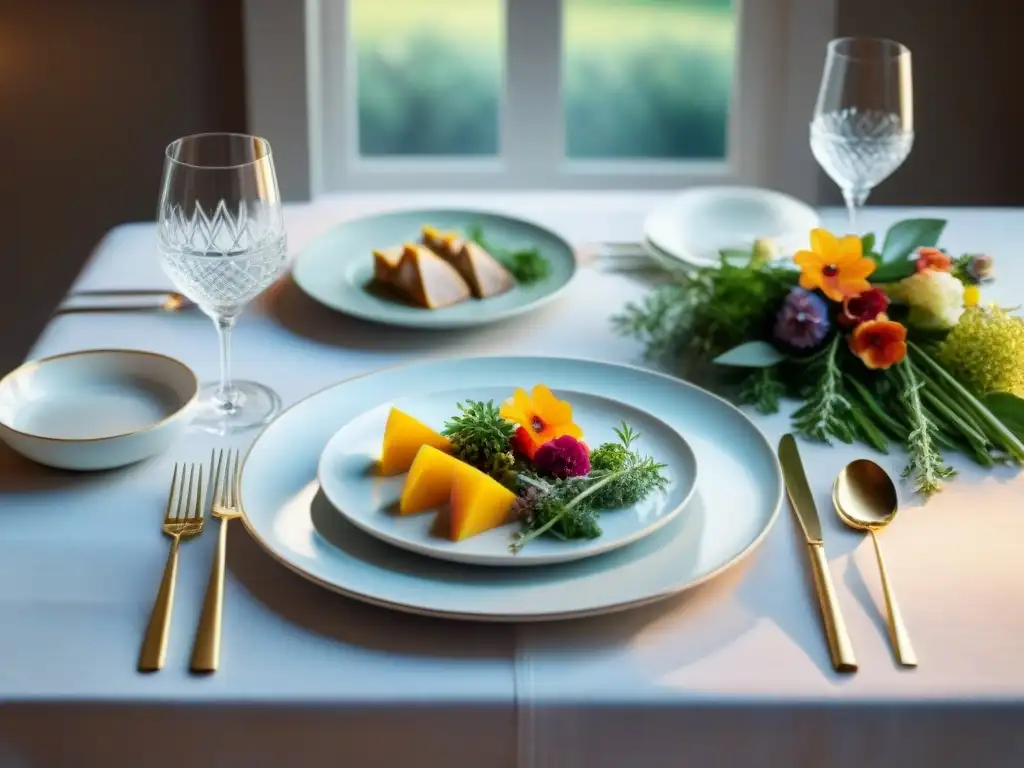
left=774, top=288, right=830, bottom=350
left=966, top=254, right=994, bottom=283
left=533, top=435, right=591, bottom=478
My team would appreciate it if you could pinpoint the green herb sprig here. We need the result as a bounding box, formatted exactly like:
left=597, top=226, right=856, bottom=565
left=511, top=422, right=668, bottom=552
left=612, top=252, right=796, bottom=364
left=442, top=400, right=517, bottom=486
left=466, top=223, right=551, bottom=284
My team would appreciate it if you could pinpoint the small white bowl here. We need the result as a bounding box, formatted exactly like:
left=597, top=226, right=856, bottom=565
left=0, top=349, right=198, bottom=471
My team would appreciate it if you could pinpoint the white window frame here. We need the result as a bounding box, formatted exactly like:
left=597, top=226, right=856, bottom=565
left=244, top=0, right=836, bottom=201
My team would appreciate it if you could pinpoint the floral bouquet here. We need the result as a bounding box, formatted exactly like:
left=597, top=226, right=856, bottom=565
left=614, top=219, right=1024, bottom=496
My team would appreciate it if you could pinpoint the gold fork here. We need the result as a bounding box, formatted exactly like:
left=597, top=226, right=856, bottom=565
left=138, top=463, right=205, bottom=672
left=190, top=449, right=242, bottom=673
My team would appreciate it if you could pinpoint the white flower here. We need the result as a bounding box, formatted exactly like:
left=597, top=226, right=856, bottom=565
left=891, top=270, right=965, bottom=330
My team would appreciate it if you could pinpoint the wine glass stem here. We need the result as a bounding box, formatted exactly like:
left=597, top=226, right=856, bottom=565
left=214, top=316, right=238, bottom=412
left=843, top=189, right=870, bottom=232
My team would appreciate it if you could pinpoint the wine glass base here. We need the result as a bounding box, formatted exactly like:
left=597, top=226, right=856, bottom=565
left=189, top=380, right=282, bottom=435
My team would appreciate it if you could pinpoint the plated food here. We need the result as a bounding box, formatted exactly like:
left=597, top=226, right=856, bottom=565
left=377, top=384, right=670, bottom=552
left=372, top=224, right=549, bottom=310
left=292, top=209, right=576, bottom=329
left=250, top=356, right=775, bottom=615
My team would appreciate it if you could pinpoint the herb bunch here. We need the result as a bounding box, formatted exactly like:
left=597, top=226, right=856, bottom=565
left=511, top=422, right=668, bottom=552
left=466, top=223, right=551, bottom=284
left=612, top=253, right=796, bottom=364
left=442, top=400, right=517, bottom=486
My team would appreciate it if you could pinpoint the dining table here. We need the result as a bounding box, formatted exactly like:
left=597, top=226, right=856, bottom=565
left=1, top=191, right=1022, bottom=768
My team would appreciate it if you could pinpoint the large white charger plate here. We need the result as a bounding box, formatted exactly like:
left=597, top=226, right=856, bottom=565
left=291, top=209, right=577, bottom=329
left=316, top=388, right=698, bottom=566
left=238, top=357, right=783, bottom=621
left=644, top=186, right=820, bottom=268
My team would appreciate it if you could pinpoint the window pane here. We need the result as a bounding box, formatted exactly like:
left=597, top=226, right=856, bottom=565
left=352, top=0, right=503, bottom=157
left=563, top=0, right=736, bottom=160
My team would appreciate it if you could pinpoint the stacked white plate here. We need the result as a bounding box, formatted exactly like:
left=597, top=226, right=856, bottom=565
left=238, top=357, right=783, bottom=621
left=642, top=186, right=821, bottom=269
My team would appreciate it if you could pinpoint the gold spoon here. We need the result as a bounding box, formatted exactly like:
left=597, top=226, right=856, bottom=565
left=833, top=459, right=918, bottom=668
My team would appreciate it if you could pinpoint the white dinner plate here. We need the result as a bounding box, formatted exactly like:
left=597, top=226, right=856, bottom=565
left=643, top=186, right=820, bottom=268
left=291, top=209, right=577, bottom=329
left=316, top=387, right=698, bottom=566
left=239, top=357, right=783, bottom=622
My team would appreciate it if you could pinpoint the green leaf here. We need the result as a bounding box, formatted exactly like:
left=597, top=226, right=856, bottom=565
left=713, top=341, right=786, bottom=368
left=718, top=248, right=751, bottom=263
left=868, top=257, right=917, bottom=283
left=861, top=233, right=876, bottom=255
left=880, top=218, right=947, bottom=262
left=982, top=392, right=1024, bottom=440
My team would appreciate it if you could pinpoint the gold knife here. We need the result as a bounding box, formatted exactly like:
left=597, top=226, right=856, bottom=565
left=778, top=433, right=858, bottom=673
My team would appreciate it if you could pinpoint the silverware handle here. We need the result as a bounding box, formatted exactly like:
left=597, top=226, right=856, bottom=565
left=55, top=305, right=174, bottom=315
left=190, top=517, right=228, bottom=673
left=138, top=537, right=180, bottom=672
left=871, top=531, right=917, bottom=667
left=69, top=289, right=180, bottom=297
left=807, top=542, right=858, bottom=673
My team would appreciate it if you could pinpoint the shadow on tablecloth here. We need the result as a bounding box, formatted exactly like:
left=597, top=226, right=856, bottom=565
left=225, top=496, right=514, bottom=660
left=515, top=499, right=855, bottom=683
left=260, top=275, right=492, bottom=351
left=260, top=274, right=574, bottom=354
left=0, top=440, right=153, bottom=493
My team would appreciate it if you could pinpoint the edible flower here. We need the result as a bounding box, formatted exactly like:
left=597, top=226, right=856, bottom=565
left=838, top=287, right=889, bottom=328
left=793, top=228, right=875, bottom=302
left=773, top=288, right=830, bottom=350
left=887, top=269, right=965, bottom=330
left=533, top=435, right=591, bottom=478
left=965, top=254, right=995, bottom=283
left=915, top=247, right=952, bottom=273
left=849, top=316, right=907, bottom=370
left=937, top=306, right=1024, bottom=395
left=500, top=385, right=582, bottom=457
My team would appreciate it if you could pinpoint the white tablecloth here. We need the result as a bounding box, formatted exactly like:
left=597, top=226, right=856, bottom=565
left=1, top=193, right=1022, bottom=767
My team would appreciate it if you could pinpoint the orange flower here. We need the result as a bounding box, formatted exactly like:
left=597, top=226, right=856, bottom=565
left=849, top=315, right=907, bottom=370
left=915, top=247, right=952, bottom=273
left=500, top=385, right=582, bottom=455
left=794, top=229, right=875, bottom=302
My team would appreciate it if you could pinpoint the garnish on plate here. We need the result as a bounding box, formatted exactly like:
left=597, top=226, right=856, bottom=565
left=466, top=223, right=551, bottom=285
left=441, top=399, right=518, bottom=486
left=500, top=385, right=582, bottom=461
left=511, top=423, right=668, bottom=553
left=379, top=387, right=669, bottom=552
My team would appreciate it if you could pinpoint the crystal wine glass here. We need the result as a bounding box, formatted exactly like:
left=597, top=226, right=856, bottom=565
left=810, top=37, right=914, bottom=230
left=157, top=133, right=288, bottom=434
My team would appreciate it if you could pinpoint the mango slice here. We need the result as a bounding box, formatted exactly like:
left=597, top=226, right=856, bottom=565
left=400, top=445, right=465, bottom=515
left=451, top=241, right=514, bottom=298
left=391, top=244, right=470, bottom=309
left=449, top=464, right=517, bottom=541
left=373, top=246, right=403, bottom=283
left=379, top=408, right=452, bottom=475
left=421, top=227, right=514, bottom=299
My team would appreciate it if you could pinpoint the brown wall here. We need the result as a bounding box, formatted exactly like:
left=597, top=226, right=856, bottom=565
left=826, top=0, right=1023, bottom=206
left=0, top=0, right=245, bottom=371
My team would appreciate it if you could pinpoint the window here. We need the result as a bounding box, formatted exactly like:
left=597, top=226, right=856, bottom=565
left=562, top=0, right=734, bottom=161
left=352, top=0, right=504, bottom=157
left=245, top=0, right=834, bottom=197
